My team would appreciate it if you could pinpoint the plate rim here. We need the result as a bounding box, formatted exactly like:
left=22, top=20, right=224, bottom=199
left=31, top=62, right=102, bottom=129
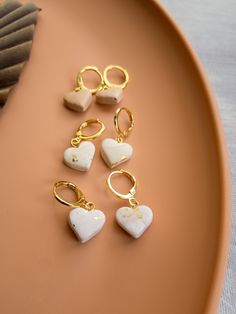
left=150, top=0, right=231, bottom=312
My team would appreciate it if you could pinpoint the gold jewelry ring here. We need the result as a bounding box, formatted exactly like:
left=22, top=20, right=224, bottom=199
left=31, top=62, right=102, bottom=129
left=75, top=118, right=105, bottom=141
left=53, top=181, right=85, bottom=208
left=103, top=65, right=129, bottom=89
left=107, top=169, right=137, bottom=200
left=114, top=107, right=134, bottom=141
left=76, top=66, right=104, bottom=94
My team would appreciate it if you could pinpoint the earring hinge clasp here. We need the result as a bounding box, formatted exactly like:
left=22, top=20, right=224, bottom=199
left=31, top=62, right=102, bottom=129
left=107, top=169, right=137, bottom=200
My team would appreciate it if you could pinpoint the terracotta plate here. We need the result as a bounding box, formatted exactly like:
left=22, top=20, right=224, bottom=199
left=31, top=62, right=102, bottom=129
left=0, top=0, right=231, bottom=313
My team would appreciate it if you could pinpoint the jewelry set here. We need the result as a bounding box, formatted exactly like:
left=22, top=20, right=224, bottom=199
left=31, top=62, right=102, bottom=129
left=53, top=65, right=154, bottom=243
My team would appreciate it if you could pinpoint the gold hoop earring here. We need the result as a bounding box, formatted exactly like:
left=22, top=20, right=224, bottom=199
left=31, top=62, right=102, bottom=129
left=107, top=169, right=153, bottom=239
left=64, top=66, right=104, bottom=112
left=101, top=107, right=134, bottom=168
left=96, top=65, right=129, bottom=105
left=64, top=118, right=105, bottom=171
left=53, top=181, right=105, bottom=243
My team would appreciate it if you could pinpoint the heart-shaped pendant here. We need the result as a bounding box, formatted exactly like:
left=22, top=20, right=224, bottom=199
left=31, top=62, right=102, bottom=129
left=96, top=87, right=123, bottom=105
left=116, top=205, right=153, bottom=239
left=64, top=141, right=95, bottom=171
left=101, top=138, right=133, bottom=168
left=64, top=89, right=92, bottom=112
left=69, top=207, right=106, bottom=243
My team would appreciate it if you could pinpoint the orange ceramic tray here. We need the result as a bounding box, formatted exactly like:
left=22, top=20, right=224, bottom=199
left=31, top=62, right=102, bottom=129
left=0, top=0, right=230, bottom=313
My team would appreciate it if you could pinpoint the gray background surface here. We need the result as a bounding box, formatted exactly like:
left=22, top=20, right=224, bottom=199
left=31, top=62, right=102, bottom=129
left=161, top=1, right=236, bottom=313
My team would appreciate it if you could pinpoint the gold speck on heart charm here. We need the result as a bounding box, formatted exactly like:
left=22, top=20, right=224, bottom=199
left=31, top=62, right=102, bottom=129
left=53, top=181, right=106, bottom=243
left=100, top=107, right=134, bottom=169
left=107, top=169, right=153, bottom=239
left=63, top=118, right=105, bottom=171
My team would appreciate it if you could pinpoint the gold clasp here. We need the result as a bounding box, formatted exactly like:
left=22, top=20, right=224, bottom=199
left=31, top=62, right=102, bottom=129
left=53, top=181, right=95, bottom=210
left=103, top=65, right=129, bottom=89
left=107, top=169, right=139, bottom=208
left=71, top=118, right=105, bottom=147
left=76, top=66, right=104, bottom=94
left=114, top=107, right=134, bottom=143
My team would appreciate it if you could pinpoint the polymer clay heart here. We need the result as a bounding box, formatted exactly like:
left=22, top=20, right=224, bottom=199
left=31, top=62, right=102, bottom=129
left=69, top=207, right=106, bottom=243
left=64, top=89, right=92, bottom=112
left=100, top=138, right=133, bottom=168
left=116, top=205, right=153, bottom=239
left=96, top=87, right=123, bottom=105
left=64, top=141, right=95, bottom=171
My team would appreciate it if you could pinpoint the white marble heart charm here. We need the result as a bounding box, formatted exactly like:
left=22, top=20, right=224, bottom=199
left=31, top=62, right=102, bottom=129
left=64, top=141, right=95, bottom=171
left=69, top=207, right=106, bottom=243
left=64, top=89, right=92, bottom=112
left=100, top=138, right=133, bottom=168
left=116, top=205, right=153, bottom=239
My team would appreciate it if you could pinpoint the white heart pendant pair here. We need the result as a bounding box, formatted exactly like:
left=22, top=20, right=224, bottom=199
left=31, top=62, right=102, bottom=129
left=66, top=204, right=152, bottom=242
left=69, top=207, right=105, bottom=243
left=64, top=137, right=133, bottom=171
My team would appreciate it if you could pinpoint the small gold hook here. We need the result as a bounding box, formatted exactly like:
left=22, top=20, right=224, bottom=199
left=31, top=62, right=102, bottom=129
left=53, top=181, right=95, bottom=210
left=107, top=169, right=137, bottom=201
left=76, top=66, right=104, bottom=94
left=71, top=118, right=105, bottom=147
left=103, top=65, right=129, bottom=89
left=114, top=107, right=134, bottom=142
